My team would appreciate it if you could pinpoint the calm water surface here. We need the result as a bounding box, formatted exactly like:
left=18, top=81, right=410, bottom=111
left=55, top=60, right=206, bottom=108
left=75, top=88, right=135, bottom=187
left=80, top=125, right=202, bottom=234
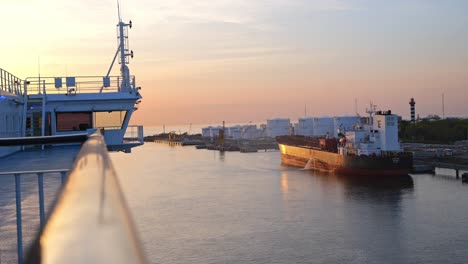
left=111, top=144, right=468, bottom=264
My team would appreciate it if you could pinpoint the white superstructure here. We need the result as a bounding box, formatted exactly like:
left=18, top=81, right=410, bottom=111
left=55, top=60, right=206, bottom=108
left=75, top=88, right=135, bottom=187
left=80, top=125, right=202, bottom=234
left=373, top=113, right=400, bottom=151
left=339, top=110, right=401, bottom=156
left=0, top=10, right=144, bottom=154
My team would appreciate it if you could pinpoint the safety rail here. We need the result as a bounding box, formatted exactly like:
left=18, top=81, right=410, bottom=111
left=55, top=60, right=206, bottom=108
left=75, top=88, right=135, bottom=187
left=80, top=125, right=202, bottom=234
left=0, top=68, right=23, bottom=96
left=95, top=125, right=144, bottom=145
left=24, top=132, right=146, bottom=263
left=24, top=75, right=137, bottom=95
left=0, top=169, right=69, bottom=264
left=124, top=125, right=144, bottom=144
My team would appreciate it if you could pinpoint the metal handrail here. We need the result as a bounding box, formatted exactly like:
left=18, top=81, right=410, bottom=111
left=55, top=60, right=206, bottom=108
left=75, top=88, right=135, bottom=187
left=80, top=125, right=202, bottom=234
left=0, top=169, right=69, bottom=264
left=0, top=68, right=23, bottom=96
left=24, top=75, right=137, bottom=95
left=25, top=132, right=146, bottom=263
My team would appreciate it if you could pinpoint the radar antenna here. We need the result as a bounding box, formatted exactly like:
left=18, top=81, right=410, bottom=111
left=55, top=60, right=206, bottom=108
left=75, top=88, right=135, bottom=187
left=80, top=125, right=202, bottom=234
left=117, top=0, right=122, bottom=22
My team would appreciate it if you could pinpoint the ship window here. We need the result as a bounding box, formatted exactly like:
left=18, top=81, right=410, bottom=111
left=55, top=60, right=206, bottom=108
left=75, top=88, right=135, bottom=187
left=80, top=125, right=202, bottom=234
left=56, top=112, right=92, bottom=132
left=93, top=111, right=127, bottom=128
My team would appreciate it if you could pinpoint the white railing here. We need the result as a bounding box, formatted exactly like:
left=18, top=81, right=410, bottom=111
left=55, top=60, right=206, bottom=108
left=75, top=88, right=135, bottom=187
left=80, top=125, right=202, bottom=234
left=0, top=68, right=23, bottom=96
left=3, top=133, right=147, bottom=263
left=0, top=169, right=69, bottom=264
left=124, top=125, right=144, bottom=144
left=24, top=75, right=138, bottom=95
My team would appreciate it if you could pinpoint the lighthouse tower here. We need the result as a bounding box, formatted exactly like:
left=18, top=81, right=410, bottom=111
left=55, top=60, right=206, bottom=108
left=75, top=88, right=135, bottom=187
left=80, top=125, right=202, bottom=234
left=409, top=98, right=416, bottom=124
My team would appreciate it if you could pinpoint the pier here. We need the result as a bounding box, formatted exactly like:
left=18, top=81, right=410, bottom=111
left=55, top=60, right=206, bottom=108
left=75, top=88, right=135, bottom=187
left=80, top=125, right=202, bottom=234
left=155, top=140, right=184, bottom=146
left=432, top=162, right=468, bottom=180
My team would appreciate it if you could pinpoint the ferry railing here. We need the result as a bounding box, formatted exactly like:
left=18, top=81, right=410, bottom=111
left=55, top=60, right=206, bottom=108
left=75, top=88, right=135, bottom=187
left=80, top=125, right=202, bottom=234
left=24, top=132, right=146, bottom=263
left=124, top=125, right=144, bottom=144
left=0, top=68, right=23, bottom=96
left=96, top=125, right=144, bottom=145
left=0, top=169, right=69, bottom=264
left=24, top=75, right=137, bottom=95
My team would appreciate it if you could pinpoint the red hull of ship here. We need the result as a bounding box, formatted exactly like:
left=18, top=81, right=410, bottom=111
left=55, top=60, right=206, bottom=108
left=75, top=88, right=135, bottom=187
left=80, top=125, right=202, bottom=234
left=279, top=146, right=412, bottom=177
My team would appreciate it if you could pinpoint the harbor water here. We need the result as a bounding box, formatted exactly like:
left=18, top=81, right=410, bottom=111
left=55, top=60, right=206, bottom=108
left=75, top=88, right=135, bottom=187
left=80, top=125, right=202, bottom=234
left=1, top=143, right=468, bottom=263
left=111, top=143, right=468, bottom=264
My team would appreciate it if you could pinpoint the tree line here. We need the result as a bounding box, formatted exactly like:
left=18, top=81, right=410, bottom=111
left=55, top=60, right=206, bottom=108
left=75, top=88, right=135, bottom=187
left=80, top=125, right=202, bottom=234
left=399, top=118, right=468, bottom=144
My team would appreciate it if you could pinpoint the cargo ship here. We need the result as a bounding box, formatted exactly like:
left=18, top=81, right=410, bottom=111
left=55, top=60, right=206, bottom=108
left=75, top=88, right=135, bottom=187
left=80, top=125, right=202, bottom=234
left=277, top=110, right=413, bottom=176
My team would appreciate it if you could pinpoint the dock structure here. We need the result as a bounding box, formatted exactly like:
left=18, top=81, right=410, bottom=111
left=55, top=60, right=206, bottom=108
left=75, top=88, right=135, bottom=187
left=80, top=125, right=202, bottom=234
left=155, top=140, right=184, bottom=146
left=433, top=162, right=468, bottom=179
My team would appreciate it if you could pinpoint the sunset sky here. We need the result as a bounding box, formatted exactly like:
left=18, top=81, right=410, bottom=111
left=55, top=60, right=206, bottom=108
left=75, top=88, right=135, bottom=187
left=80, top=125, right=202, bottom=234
left=2, top=0, right=468, bottom=125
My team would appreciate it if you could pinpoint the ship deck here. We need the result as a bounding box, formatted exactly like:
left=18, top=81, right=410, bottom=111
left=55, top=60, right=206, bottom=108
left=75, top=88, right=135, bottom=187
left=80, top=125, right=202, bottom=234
left=0, top=145, right=80, bottom=172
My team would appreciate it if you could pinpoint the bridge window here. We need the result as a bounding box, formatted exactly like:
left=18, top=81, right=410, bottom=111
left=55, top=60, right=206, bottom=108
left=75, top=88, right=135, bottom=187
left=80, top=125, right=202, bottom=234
left=93, top=111, right=127, bottom=128
left=56, top=112, right=92, bottom=132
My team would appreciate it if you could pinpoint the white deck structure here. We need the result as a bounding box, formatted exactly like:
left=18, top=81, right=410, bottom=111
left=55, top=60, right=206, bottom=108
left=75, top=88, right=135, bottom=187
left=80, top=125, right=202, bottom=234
left=0, top=13, right=144, bottom=154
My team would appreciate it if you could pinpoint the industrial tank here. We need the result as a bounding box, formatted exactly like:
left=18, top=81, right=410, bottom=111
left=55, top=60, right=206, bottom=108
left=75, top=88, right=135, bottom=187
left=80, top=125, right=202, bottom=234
left=312, top=117, right=334, bottom=137
left=333, top=116, right=360, bottom=137
left=296, top=117, right=314, bottom=136
left=266, top=118, right=291, bottom=137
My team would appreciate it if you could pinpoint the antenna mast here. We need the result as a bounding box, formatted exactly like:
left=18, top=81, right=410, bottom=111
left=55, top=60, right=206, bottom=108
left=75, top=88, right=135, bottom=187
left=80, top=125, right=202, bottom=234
left=106, top=0, right=133, bottom=92
left=442, top=93, right=445, bottom=119
left=117, top=0, right=122, bottom=22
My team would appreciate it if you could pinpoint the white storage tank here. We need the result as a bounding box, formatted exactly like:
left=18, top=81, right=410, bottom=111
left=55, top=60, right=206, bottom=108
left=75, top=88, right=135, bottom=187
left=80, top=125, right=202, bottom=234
left=296, top=117, right=314, bottom=136
left=312, top=117, right=334, bottom=137
left=210, top=126, right=223, bottom=137
left=242, top=125, right=258, bottom=139
left=202, top=126, right=212, bottom=138
left=266, top=118, right=291, bottom=137
left=258, top=124, right=267, bottom=138
left=228, top=125, right=243, bottom=139
left=333, top=116, right=360, bottom=137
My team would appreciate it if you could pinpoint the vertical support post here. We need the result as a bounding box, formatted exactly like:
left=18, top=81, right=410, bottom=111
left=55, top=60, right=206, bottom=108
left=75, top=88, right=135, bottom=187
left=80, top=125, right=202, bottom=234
left=15, top=173, right=23, bottom=264
left=42, top=80, right=46, bottom=150
left=1, top=70, right=4, bottom=90
left=8, top=73, right=12, bottom=93
left=61, top=171, right=67, bottom=185
left=456, top=168, right=459, bottom=179
left=22, top=80, right=29, bottom=139
left=38, top=172, right=45, bottom=228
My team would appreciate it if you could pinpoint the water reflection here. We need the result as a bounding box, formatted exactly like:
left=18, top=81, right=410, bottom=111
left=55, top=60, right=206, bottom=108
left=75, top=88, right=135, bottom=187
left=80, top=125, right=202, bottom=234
left=211, top=150, right=226, bottom=162
left=281, top=172, right=289, bottom=194
left=339, top=174, right=413, bottom=262
left=278, top=169, right=415, bottom=261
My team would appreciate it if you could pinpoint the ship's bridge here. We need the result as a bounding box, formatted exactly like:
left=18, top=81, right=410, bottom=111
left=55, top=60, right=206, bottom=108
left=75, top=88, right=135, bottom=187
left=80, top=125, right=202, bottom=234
left=23, top=74, right=143, bottom=152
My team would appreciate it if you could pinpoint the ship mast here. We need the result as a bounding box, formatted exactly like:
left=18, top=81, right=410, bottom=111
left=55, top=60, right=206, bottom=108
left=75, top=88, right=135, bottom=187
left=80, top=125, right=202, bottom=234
left=365, top=102, right=377, bottom=136
left=106, top=1, right=133, bottom=92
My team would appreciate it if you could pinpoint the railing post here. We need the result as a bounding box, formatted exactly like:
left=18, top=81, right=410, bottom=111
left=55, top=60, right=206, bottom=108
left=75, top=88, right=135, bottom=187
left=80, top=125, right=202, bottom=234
left=138, top=125, right=144, bottom=143
left=61, top=171, right=67, bottom=185
left=15, top=173, right=23, bottom=264
left=8, top=74, right=12, bottom=93
left=38, top=172, right=45, bottom=228
left=1, top=69, right=4, bottom=90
